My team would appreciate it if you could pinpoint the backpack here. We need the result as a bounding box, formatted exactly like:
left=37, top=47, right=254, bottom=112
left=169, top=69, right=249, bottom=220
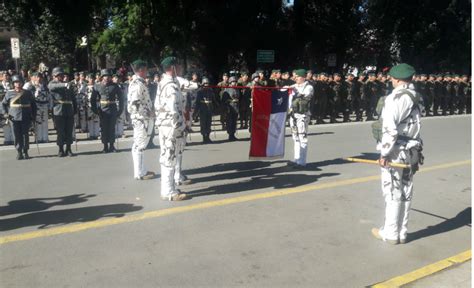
left=371, top=89, right=420, bottom=142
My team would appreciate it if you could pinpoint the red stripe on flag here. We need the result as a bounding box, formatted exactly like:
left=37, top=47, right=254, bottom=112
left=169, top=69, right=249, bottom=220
left=249, top=89, right=272, bottom=158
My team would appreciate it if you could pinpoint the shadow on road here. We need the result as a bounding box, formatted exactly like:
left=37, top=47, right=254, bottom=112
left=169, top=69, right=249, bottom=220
left=188, top=172, right=339, bottom=198
left=408, top=207, right=471, bottom=243
left=185, top=160, right=339, bottom=198
left=0, top=203, right=143, bottom=231
left=0, top=194, right=96, bottom=217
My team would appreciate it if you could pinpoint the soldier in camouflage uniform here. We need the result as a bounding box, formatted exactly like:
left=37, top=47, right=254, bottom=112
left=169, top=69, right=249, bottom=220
left=416, top=74, right=430, bottom=116
left=433, top=75, right=445, bottom=116
left=364, top=72, right=381, bottom=120
left=346, top=73, right=361, bottom=121
left=288, top=69, right=314, bottom=168
left=332, top=73, right=349, bottom=122
left=462, top=75, right=472, bottom=114
left=127, top=60, right=156, bottom=181
left=372, top=64, right=423, bottom=245
left=23, top=72, right=50, bottom=142
left=444, top=74, right=455, bottom=115
left=238, top=72, right=251, bottom=129
left=155, top=57, right=188, bottom=201
left=2, top=75, right=37, bottom=159
left=426, top=74, right=436, bottom=116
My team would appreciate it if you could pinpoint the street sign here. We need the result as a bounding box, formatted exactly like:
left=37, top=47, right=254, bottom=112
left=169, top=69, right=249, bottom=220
left=11, top=38, right=20, bottom=59
left=327, top=53, right=336, bottom=67
left=257, top=50, right=274, bottom=63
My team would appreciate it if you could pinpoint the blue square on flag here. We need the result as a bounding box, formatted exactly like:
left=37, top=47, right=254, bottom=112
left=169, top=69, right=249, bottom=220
left=271, top=90, right=289, bottom=114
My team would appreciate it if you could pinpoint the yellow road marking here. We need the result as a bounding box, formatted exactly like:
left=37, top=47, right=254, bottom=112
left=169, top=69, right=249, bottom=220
left=372, top=250, right=471, bottom=287
left=0, top=160, right=470, bottom=245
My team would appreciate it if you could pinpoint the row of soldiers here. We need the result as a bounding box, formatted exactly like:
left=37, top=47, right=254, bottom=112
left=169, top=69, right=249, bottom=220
left=1, top=68, right=472, bottom=150
left=213, top=70, right=472, bottom=128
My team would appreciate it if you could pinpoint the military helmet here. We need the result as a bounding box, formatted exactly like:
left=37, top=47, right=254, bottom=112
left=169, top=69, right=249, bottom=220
left=100, top=69, right=112, bottom=77
left=52, top=67, right=65, bottom=76
left=251, top=73, right=259, bottom=80
left=202, top=77, right=210, bottom=85
left=229, top=76, right=237, bottom=83
left=11, top=75, right=23, bottom=83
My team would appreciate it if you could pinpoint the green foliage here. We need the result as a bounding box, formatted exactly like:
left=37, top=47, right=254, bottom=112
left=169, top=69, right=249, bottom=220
left=1, top=0, right=471, bottom=75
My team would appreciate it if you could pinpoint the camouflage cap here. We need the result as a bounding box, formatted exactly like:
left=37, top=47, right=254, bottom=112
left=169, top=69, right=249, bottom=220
left=161, top=56, right=177, bottom=69
left=388, top=63, right=416, bottom=80
left=295, top=69, right=306, bottom=77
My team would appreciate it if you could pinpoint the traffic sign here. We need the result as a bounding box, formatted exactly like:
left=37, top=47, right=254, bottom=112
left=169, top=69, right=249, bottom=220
left=11, top=38, right=20, bottom=59
left=327, top=53, right=337, bottom=67
left=257, top=50, right=274, bottom=63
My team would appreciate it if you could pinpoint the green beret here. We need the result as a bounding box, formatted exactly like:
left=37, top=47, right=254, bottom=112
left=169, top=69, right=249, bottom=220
left=161, top=57, right=177, bottom=69
left=87, top=73, right=95, bottom=78
left=131, top=59, right=147, bottom=69
left=294, top=69, right=306, bottom=77
left=272, top=69, right=281, bottom=73
left=452, top=74, right=459, bottom=78
left=30, top=72, right=39, bottom=77
left=388, top=63, right=416, bottom=80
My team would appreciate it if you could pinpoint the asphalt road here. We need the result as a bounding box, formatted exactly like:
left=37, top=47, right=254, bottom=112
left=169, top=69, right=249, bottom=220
left=0, top=115, right=471, bottom=287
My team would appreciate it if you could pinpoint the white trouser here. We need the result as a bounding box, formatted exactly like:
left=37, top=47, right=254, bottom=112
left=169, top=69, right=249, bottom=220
left=3, top=121, right=14, bottom=143
left=36, top=105, right=49, bottom=142
left=379, top=146, right=414, bottom=240
left=131, top=119, right=152, bottom=178
left=289, top=113, right=310, bottom=166
left=174, top=135, right=187, bottom=183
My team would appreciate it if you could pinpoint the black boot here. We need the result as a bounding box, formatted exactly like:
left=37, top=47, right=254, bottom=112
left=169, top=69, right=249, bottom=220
left=65, top=144, right=75, bottom=156
left=228, top=134, right=237, bottom=141
left=102, top=143, right=109, bottom=153
left=58, top=146, right=66, bottom=157
left=16, top=149, right=24, bottom=160
left=23, top=149, right=30, bottom=159
left=109, top=143, right=118, bottom=152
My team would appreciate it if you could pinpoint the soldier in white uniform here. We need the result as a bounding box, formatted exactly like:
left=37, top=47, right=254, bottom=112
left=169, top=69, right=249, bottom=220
left=371, top=63, right=423, bottom=245
left=23, top=72, right=50, bottom=142
left=155, top=57, right=189, bottom=201
left=174, top=75, right=198, bottom=186
left=85, top=73, right=100, bottom=139
left=288, top=69, right=314, bottom=168
left=127, top=60, right=156, bottom=180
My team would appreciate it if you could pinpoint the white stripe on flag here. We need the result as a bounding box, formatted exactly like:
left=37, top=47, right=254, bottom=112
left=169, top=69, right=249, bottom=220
left=266, top=112, right=287, bottom=157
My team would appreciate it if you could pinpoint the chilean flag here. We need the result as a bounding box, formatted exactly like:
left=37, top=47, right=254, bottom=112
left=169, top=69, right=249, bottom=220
left=249, top=88, right=289, bottom=159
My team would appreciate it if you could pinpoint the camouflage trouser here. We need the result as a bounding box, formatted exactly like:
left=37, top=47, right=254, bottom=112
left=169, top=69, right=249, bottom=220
left=379, top=146, right=414, bottom=241
left=35, top=105, right=49, bottom=142
left=381, top=147, right=414, bottom=202
left=289, top=113, right=310, bottom=166
left=158, top=126, right=184, bottom=168
left=131, top=118, right=153, bottom=179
